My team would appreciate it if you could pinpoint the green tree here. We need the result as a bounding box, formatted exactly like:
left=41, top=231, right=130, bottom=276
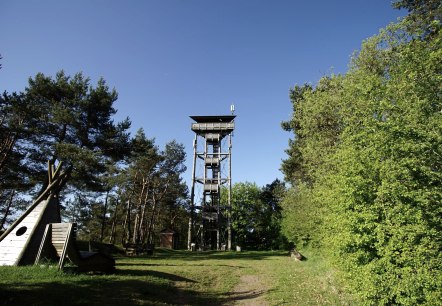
left=114, top=129, right=188, bottom=248
left=229, top=181, right=286, bottom=250
left=143, top=140, right=187, bottom=246
left=280, top=76, right=345, bottom=248
left=280, top=183, right=316, bottom=247
left=0, top=91, right=35, bottom=229
left=259, top=179, right=287, bottom=249
left=393, top=0, right=442, bottom=36
left=24, top=71, right=131, bottom=192
left=281, top=15, right=441, bottom=305
left=0, top=91, right=35, bottom=185
left=119, top=128, right=160, bottom=245
left=153, top=141, right=188, bottom=247
left=281, top=2, right=442, bottom=302
left=63, top=193, right=93, bottom=236
left=281, top=84, right=312, bottom=185
left=230, top=182, right=262, bottom=248
left=327, top=23, right=442, bottom=305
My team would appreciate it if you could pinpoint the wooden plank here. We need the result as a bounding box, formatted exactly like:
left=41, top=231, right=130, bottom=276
left=52, top=233, right=68, bottom=237
left=52, top=225, right=69, bottom=229
left=53, top=235, right=68, bottom=239
left=1, top=235, right=31, bottom=242
left=52, top=239, right=68, bottom=243
left=52, top=228, right=68, bottom=232
left=52, top=228, right=69, bottom=232
left=0, top=247, right=25, bottom=254
left=58, top=223, right=72, bottom=270
left=52, top=234, right=68, bottom=239
left=0, top=246, right=25, bottom=252
left=0, top=256, right=21, bottom=263
left=52, top=229, right=68, bottom=232
left=0, top=255, right=21, bottom=260
left=0, top=254, right=19, bottom=259
left=52, top=238, right=67, bottom=241
left=0, top=254, right=19, bottom=262
left=0, top=244, right=26, bottom=249
left=52, top=224, right=70, bottom=228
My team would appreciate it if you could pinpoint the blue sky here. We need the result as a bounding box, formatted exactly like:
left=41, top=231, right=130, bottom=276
left=0, top=1, right=405, bottom=187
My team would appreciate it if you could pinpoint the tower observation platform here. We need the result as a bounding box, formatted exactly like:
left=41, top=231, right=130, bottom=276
left=187, top=115, right=235, bottom=251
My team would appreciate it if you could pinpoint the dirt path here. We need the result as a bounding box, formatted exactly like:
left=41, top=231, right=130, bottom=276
left=229, top=274, right=268, bottom=305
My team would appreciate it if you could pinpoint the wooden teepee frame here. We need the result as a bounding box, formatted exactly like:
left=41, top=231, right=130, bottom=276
left=0, top=161, right=69, bottom=266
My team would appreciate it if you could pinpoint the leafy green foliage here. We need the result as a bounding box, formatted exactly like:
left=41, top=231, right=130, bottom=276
left=280, top=75, right=346, bottom=249
left=281, top=10, right=442, bottom=305
left=110, top=129, right=188, bottom=248
left=24, top=71, right=131, bottom=191
left=229, top=180, right=287, bottom=250
left=259, top=179, right=288, bottom=249
left=230, top=182, right=262, bottom=248
left=1, top=71, right=189, bottom=249
left=0, top=92, right=34, bottom=229
left=280, top=183, right=317, bottom=247
left=393, top=0, right=442, bottom=37
left=330, top=26, right=442, bottom=305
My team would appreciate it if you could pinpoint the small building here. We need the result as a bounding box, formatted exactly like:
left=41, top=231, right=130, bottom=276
left=159, top=229, right=179, bottom=249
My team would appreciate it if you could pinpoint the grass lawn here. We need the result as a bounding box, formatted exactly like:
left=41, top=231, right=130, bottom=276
left=0, top=248, right=355, bottom=305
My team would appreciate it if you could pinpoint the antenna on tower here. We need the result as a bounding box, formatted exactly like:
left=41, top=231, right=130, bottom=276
left=230, top=104, right=235, bottom=115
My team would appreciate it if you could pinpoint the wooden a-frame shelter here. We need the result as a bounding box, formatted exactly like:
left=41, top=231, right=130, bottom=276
left=0, top=162, right=67, bottom=266
left=0, top=161, right=115, bottom=272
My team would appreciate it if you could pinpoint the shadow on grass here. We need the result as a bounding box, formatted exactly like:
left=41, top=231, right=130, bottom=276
left=0, top=263, right=258, bottom=306
left=0, top=278, right=268, bottom=306
left=117, top=268, right=197, bottom=282
left=0, top=250, right=285, bottom=305
left=0, top=280, right=263, bottom=306
left=227, top=289, right=268, bottom=303
left=0, top=277, right=227, bottom=306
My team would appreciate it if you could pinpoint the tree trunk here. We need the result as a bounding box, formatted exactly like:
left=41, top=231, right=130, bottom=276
left=122, top=198, right=131, bottom=245
left=132, top=180, right=147, bottom=245
left=100, top=190, right=109, bottom=242
left=145, top=195, right=157, bottom=246
left=145, top=179, right=170, bottom=245
left=0, top=190, right=15, bottom=230
left=150, top=201, right=163, bottom=245
left=0, top=133, right=17, bottom=176
left=109, top=197, right=119, bottom=244
left=138, top=186, right=150, bottom=244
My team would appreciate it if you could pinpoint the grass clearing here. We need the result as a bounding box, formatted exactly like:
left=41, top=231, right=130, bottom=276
left=0, top=248, right=355, bottom=305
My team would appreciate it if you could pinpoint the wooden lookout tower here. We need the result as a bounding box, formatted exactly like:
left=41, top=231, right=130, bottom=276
left=187, top=112, right=235, bottom=251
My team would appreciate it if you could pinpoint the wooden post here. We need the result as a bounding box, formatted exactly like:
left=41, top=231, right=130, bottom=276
left=188, top=135, right=197, bottom=250
left=227, top=133, right=232, bottom=251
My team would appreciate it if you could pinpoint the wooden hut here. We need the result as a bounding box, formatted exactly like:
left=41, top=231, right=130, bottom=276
left=159, top=229, right=179, bottom=249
